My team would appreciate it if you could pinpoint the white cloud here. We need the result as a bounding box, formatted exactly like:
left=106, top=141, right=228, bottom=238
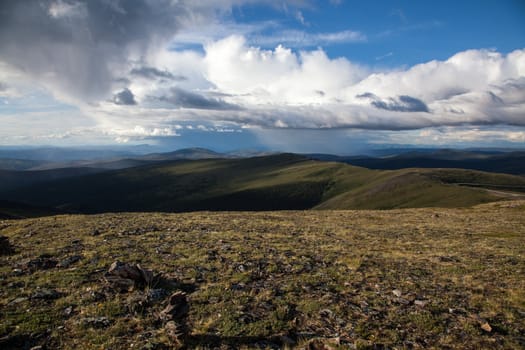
left=0, top=0, right=523, bottom=147
left=378, top=126, right=525, bottom=146
left=250, top=29, right=366, bottom=47
left=48, top=0, right=87, bottom=19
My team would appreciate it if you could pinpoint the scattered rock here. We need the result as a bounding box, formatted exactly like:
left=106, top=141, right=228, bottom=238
left=414, top=299, right=428, bottom=307
left=319, top=309, right=334, bottom=319
left=146, top=288, right=168, bottom=304
left=31, top=288, right=62, bottom=300
left=165, top=321, right=185, bottom=347
left=394, top=297, right=411, bottom=305
left=230, top=282, right=245, bottom=291
left=90, top=229, right=101, bottom=236
left=392, top=289, right=402, bottom=297
left=120, top=225, right=159, bottom=236
left=159, top=291, right=189, bottom=322
left=481, top=322, right=492, bottom=333
left=7, top=281, right=24, bottom=288
left=438, top=256, right=460, bottom=263
left=63, top=306, right=74, bottom=317
left=8, top=297, right=28, bottom=305
left=280, top=335, right=296, bottom=346
left=57, top=255, right=82, bottom=268
left=21, top=254, right=58, bottom=272
left=81, top=316, right=111, bottom=329
left=0, top=236, right=14, bottom=255
left=11, top=268, right=23, bottom=276
left=104, top=261, right=154, bottom=291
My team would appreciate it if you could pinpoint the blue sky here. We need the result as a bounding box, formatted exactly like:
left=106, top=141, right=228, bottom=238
left=0, top=0, right=524, bottom=153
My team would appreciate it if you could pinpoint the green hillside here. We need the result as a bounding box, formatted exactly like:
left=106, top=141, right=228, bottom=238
left=2, top=154, right=525, bottom=213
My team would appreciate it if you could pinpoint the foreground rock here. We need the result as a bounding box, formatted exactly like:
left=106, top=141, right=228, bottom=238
left=0, top=236, right=14, bottom=255
left=103, top=261, right=154, bottom=292
left=158, top=291, right=190, bottom=347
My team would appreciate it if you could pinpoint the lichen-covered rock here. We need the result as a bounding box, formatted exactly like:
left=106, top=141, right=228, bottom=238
left=104, top=261, right=154, bottom=291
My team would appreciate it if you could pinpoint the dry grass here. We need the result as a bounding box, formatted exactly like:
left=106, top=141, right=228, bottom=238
left=1, top=200, right=524, bottom=349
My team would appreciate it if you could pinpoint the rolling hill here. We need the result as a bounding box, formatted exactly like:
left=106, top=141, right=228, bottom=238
left=308, top=149, right=525, bottom=175
left=2, top=154, right=525, bottom=213
left=0, top=167, right=108, bottom=193
left=0, top=200, right=64, bottom=219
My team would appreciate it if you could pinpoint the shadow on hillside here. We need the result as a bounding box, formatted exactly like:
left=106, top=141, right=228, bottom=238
left=186, top=333, right=292, bottom=349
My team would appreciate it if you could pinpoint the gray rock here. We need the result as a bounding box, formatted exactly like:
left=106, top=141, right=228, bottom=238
left=81, top=316, right=111, bottom=329
left=146, top=288, right=167, bottom=304
left=8, top=297, right=28, bottom=305
left=319, top=309, right=334, bottom=318
left=23, top=255, right=58, bottom=271
left=57, top=255, right=82, bottom=268
left=414, top=299, right=428, bottom=307
left=104, top=261, right=154, bottom=291
left=31, top=288, right=62, bottom=300
left=158, top=291, right=189, bottom=322
left=0, top=236, right=14, bottom=255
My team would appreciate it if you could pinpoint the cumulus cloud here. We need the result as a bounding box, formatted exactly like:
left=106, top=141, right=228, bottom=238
left=0, top=1, right=524, bottom=146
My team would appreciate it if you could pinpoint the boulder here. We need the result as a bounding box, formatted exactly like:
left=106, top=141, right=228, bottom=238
left=104, top=261, right=154, bottom=291
left=0, top=236, right=14, bottom=255
left=158, top=291, right=189, bottom=322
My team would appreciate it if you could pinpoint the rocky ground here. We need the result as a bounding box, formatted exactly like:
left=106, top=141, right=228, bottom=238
left=1, top=201, right=524, bottom=349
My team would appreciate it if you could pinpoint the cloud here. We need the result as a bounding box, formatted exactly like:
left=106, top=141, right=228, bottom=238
left=130, top=67, right=187, bottom=81
left=113, top=88, right=137, bottom=106
left=83, top=44, right=525, bottom=137
left=251, top=29, right=366, bottom=47
left=1, top=0, right=294, bottom=105
left=0, top=0, right=192, bottom=104
left=360, top=94, right=430, bottom=112
left=159, top=87, right=240, bottom=110
left=0, top=1, right=523, bottom=147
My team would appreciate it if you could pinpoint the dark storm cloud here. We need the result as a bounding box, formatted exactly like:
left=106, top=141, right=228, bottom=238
left=130, top=67, right=186, bottom=81
left=113, top=88, right=136, bottom=105
left=355, top=92, right=378, bottom=99
left=372, top=95, right=429, bottom=112
left=0, top=0, right=187, bottom=102
left=160, top=87, right=240, bottom=110
left=358, top=92, right=429, bottom=113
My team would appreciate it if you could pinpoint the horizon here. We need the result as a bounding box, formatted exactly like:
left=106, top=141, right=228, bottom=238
left=1, top=1, right=524, bottom=152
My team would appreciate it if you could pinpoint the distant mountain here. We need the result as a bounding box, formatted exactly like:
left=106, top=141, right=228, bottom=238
left=307, top=149, right=525, bottom=175
left=0, top=158, right=50, bottom=171
left=2, top=154, right=524, bottom=214
left=0, top=147, right=143, bottom=162
left=137, top=147, right=229, bottom=161
left=10, top=148, right=233, bottom=171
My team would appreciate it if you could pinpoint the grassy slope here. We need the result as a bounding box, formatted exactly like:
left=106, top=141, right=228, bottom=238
left=3, top=154, right=525, bottom=213
left=0, top=200, right=64, bottom=220
left=0, top=201, right=524, bottom=349
left=0, top=167, right=107, bottom=193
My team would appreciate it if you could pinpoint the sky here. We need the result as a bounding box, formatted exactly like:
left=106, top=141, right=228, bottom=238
left=0, top=0, right=524, bottom=154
